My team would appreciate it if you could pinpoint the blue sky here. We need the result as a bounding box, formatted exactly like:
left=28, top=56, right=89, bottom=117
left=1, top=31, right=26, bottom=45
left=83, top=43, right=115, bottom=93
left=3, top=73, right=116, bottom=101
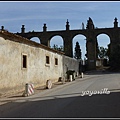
left=0, top=1, right=120, bottom=59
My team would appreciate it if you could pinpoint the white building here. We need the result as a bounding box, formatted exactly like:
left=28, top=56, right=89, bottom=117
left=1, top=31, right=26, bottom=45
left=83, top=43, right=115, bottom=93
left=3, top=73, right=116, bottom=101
left=0, top=30, right=79, bottom=95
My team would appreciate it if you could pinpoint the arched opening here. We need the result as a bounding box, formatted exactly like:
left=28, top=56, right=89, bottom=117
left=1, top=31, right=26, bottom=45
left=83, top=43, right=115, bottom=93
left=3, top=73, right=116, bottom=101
left=30, top=37, right=41, bottom=44
left=72, top=34, right=86, bottom=60
left=50, top=35, right=64, bottom=52
left=96, top=33, right=110, bottom=68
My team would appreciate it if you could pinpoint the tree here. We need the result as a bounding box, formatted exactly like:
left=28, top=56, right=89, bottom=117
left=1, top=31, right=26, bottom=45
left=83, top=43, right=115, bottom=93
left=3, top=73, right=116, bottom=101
left=52, top=44, right=64, bottom=52
left=74, top=41, right=82, bottom=59
left=98, top=46, right=108, bottom=59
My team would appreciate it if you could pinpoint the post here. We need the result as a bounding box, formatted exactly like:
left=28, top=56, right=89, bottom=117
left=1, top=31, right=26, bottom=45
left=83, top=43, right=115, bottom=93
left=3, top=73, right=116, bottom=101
left=25, top=83, right=29, bottom=96
left=46, top=80, right=52, bottom=89
left=23, top=83, right=34, bottom=97
left=81, top=72, right=83, bottom=78
left=70, top=75, right=72, bottom=82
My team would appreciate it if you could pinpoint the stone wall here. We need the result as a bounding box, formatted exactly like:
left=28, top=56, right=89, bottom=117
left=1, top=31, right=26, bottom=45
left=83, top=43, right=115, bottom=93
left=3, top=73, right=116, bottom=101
left=63, top=55, right=80, bottom=78
left=0, top=35, right=63, bottom=95
left=0, top=31, right=80, bottom=95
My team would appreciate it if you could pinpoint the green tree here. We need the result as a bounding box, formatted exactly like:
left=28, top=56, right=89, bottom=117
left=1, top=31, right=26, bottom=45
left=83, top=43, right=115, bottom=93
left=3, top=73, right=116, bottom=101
left=52, top=44, right=64, bottom=52
left=98, top=46, right=108, bottom=59
left=74, top=41, right=82, bottom=59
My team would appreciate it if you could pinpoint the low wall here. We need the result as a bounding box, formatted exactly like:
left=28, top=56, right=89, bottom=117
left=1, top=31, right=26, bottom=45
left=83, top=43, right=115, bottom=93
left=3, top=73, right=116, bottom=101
left=63, top=55, right=80, bottom=78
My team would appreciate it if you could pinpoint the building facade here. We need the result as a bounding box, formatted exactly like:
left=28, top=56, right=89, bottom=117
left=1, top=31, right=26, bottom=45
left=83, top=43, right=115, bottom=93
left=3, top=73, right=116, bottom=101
left=0, top=30, right=79, bottom=95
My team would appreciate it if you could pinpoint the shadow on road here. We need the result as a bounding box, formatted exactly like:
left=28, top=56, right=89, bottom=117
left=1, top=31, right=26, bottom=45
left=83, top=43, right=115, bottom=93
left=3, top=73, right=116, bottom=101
left=0, top=91, right=120, bottom=118
left=84, top=70, right=120, bottom=75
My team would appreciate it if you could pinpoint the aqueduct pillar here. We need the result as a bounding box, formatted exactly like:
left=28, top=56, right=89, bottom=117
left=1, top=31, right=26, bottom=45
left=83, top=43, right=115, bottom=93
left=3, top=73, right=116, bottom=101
left=64, top=32, right=73, bottom=57
left=86, top=33, right=96, bottom=70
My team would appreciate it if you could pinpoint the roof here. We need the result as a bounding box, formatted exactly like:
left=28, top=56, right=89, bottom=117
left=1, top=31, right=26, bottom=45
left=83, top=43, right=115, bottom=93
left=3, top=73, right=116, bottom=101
left=0, top=30, right=65, bottom=55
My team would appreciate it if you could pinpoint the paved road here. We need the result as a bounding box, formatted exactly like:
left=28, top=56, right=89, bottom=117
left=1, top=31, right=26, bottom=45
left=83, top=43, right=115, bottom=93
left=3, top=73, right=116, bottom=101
left=0, top=71, right=120, bottom=118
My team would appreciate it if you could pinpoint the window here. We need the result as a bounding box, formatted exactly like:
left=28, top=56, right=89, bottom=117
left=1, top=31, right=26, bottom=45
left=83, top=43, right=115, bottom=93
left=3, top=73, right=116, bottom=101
left=46, top=56, right=50, bottom=64
left=23, top=55, right=27, bottom=68
left=55, top=58, right=58, bottom=65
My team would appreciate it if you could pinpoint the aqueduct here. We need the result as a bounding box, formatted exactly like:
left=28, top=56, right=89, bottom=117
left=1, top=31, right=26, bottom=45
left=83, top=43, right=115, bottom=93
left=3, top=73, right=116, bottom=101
left=15, top=17, right=120, bottom=70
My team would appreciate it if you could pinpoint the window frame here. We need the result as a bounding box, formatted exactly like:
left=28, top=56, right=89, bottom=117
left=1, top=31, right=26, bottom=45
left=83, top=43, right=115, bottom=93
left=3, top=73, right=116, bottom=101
left=45, top=55, right=50, bottom=66
left=22, top=53, right=27, bottom=69
left=55, top=58, right=58, bottom=66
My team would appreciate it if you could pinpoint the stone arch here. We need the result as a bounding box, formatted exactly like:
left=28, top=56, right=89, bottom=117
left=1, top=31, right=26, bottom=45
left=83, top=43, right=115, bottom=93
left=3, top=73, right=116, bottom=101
left=30, top=37, right=41, bottom=44
left=96, top=33, right=110, bottom=48
left=72, top=33, right=87, bottom=40
left=95, top=32, right=111, bottom=43
left=96, top=33, right=111, bottom=67
left=95, top=32, right=111, bottom=59
left=49, top=34, right=64, bottom=43
left=72, top=34, right=87, bottom=59
left=49, top=35, right=64, bottom=51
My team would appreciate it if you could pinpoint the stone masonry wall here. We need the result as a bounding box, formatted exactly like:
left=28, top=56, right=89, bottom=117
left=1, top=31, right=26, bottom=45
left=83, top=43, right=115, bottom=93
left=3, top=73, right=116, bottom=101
left=0, top=36, right=63, bottom=95
left=63, top=55, right=80, bottom=78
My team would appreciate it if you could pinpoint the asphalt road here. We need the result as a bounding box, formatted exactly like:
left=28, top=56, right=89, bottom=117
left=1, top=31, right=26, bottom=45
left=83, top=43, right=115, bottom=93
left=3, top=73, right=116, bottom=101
left=0, top=71, right=120, bottom=118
